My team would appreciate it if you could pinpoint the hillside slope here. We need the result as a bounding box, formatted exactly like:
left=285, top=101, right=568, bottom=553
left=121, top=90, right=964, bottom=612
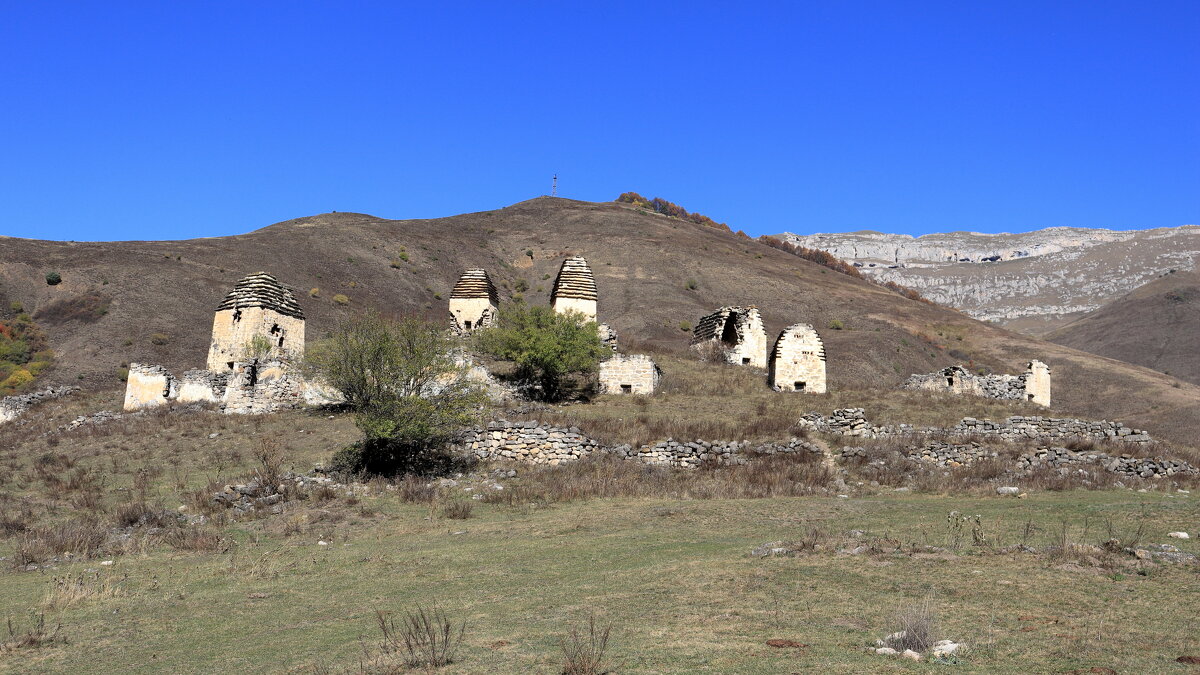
left=1047, top=269, right=1200, bottom=385
left=2, top=197, right=1198, bottom=443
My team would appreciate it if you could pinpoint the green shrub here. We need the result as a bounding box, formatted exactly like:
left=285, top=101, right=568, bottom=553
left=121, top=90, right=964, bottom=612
left=828, top=319, right=844, bottom=330
left=514, top=278, right=529, bottom=293
left=679, top=320, right=692, bottom=332
left=45, top=272, right=62, bottom=286
left=684, top=279, right=698, bottom=291
left=150, top=333, right=170, bottom=345
left=309, top=288, right=320, bottom=298
left=475, top=304, right=607, bottom=402
left=332, top=294, right=350, bottom=305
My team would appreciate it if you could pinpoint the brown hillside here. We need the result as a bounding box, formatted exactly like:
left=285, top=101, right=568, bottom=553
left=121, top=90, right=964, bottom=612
left=1047, top=268, right=1200, bottom=385
left=2, top=197, right=1198, bottom=442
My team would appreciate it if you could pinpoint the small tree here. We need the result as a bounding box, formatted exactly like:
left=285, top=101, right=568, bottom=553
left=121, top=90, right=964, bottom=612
left=306, top=313, right=484, bottom=475
left=45, top=272, right=62, bottom=286
left=475, top=304, right=607, bottom=401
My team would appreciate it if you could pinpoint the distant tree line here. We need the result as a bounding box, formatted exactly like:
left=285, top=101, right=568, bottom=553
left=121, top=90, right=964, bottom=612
left=616, top=192, right=731, bottom=232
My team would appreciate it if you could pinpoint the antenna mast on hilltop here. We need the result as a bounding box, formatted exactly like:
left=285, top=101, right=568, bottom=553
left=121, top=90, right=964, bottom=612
left=551, top=174, right=557, bottom=197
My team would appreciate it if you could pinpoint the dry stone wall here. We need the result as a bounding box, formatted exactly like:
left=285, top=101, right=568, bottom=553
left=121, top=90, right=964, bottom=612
left=800, top=408, right=1153, bottom=445
left=455, top=420, right=824, bottom=468
left=0, top=386, right=78, bottom=425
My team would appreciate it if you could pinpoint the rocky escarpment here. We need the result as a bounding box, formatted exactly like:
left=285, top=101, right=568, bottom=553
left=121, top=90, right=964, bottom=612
left=776, top=226, right=1200, bottom=333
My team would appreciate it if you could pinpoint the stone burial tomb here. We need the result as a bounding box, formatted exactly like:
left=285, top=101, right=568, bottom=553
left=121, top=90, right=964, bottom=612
left=690, top=306, right=768, bottom=368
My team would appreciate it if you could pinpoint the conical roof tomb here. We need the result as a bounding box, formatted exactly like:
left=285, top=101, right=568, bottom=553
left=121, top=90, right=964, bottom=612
left=551, top=256, right=598, bottom=321
left=206, top=272, right=306, bottom=371
left=449, top=269, right=499, bottom=333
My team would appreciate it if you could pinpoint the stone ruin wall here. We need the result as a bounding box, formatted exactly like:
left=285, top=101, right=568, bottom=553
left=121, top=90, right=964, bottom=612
left=455, top=420, right=823, bottom=468
left=902, top=360, right=1051, bottom=407
left=768, top=323, right=827, bottom=393
left=124, top=360, right=312, bottom=414
left=598, top=354, right=661, bottom=395
left=691, top=306, right=768, bottom=368
left=0, top=386, right=78, bottom=425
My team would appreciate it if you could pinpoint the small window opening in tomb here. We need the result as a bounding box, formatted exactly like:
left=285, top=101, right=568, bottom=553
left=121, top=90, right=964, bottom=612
left=226, top=361, right=234, bottom=370
left=720, top=317, right=739, bottom=345
left=794, top=381, right=806, bottom=391
left=270, top=324, right=281, bottom=334
left=464, top=320, right=472, bottom=330
left=946, top=375, right=955, bottom=386
left=278, top=336, right=285, bottom=348
left=620, top=384, right=633, bottom=394
left=232, top=309, right=242, bottom=322
left=741, top=357, right=750, bottom=365
left=247, top=364, right=258, bottom=387
left=1027, top=393, right=1035, bottom=401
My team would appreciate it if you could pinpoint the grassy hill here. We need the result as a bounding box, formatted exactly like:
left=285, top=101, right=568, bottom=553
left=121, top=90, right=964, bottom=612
left=1048, top=268, right=1200, bottom=385
left=2, top=196, right=1199, bottom=442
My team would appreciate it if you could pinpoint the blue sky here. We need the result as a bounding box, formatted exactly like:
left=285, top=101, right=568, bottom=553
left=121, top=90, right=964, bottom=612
left=2, top=2, right=1197, bottom=241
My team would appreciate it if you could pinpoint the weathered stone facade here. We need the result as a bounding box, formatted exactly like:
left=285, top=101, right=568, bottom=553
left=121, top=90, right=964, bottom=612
left=768, top=323, right=827, bottom=393
left=123, top=364, right=178, bottom=410
left=221, top=360, right=305, bottom=414
left=902, top=361, right=1051, bottom=407
left=176, top=369, right=229, bottom=404
left=206, top=272, right=305, bottom=372
left=448, top=269, right=499, bottom=334
left=691, top=306, right=767, bottom=368
left=551, top=256, right=598, bottom=321
left=598, top=354, right=661, bottom=395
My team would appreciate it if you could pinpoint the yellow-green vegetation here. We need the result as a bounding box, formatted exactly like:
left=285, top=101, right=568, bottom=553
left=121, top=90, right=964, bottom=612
left=0, top=314, right=54, bottom=394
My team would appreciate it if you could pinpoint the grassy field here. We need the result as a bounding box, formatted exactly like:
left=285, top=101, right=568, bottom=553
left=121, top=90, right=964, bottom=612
left=0, top=489, right=1197, bottom=673
left=1, top=391, right=1198, bottom=673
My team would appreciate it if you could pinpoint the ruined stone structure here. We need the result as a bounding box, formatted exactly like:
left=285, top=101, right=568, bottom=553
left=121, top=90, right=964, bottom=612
left=691, top=306, right=767, bottom=368
left=125, top=271, right=320, bottom=415
left=902, top=360, right=1051, bottom=406
left=1024, top=360, right=1051, bottom=406
left=448, top=269, right=499, bottom=334
left=551, top=256, right=598, bottom=321
left=206, top=272, right=305, bottom=372
left=598, top=354, right=661, bottom=395
left=123, top=364, right=178, bottom=410
left=768, top=323, right=827, bottom=393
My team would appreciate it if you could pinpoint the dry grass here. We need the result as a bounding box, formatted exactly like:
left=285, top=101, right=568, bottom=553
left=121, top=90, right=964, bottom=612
left=40, top=572, right=126, bottom=610
left=560, top=613, right=613, bottom=675
left=483, top=453, right=833, bottom=505
left=370, top=607, right=465, bottom=669
left=885, top=595, right=940, bottom=653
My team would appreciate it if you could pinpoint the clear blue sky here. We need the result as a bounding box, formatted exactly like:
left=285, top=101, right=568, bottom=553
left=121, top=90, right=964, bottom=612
left=2, top=2, right=1197, bottom=241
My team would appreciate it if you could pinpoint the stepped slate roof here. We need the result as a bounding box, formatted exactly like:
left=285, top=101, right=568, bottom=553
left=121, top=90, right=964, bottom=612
left=692, top=306, right=760, bottom=343
left=770, top=323, right=826, bottom=361
left=449, top=269, right=499, bottom=304
left=215, top=272, right=305, bottom=319
left=551, top=256, right=597, bottom=302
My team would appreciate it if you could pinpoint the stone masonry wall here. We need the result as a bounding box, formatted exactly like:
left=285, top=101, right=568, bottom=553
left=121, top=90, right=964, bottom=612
left=454, top=420, right=824, bottom=468
left=0, top=386, right=78, bottom=425
left=799, top=408, right=1152, bottom=445
left=598, top=354, right=661, bottom=394
left=902, top=361, right=1051, bottom=407
left=123, top=364, right=177, bottom=411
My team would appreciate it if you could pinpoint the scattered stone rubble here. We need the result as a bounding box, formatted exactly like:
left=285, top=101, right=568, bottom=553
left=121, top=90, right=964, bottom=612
left=903, top=360, right=1051, bottom=407
left=0, top=386, right=78, bottom=425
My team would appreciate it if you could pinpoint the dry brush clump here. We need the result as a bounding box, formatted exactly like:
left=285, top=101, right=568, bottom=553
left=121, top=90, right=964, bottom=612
left=367, top=607, right=466, bottom=670
left=560, top=612, right=614, bottom=675
left=1, top=613, right=63, bottom=652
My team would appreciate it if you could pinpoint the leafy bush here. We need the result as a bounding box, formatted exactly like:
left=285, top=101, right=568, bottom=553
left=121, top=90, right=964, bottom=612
left=828, top=319, right=844, bottom=330
left=308, top=288, right=320, bottom=298
left=684, top=278, right=698, bottom=291
left=0, top=314, right=52, bottom=393
left=149, top=333, right=170, bottom=346
left=44, top=272, right=62, bottom=286
left=679, top=320, right=692, bottom=332
left=306, top=313, right=484, bottom=476
left=332, top=294, right=350, bottom=305
left=475, top=304, right=608, bottom=401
